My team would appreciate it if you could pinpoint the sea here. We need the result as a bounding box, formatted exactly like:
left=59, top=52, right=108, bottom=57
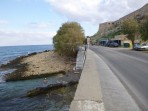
left=0, top=45, right=75, bottom=111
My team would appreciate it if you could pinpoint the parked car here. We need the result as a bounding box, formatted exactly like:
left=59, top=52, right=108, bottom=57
left=109, top=42, right=119, bottom=47
left=140, top=43, right=148, bottom=50
left=133, top=43, right=140, bottom=50
left=134, top=43, right=148, bottom=51
left=105, top=42, right=111, bottom=47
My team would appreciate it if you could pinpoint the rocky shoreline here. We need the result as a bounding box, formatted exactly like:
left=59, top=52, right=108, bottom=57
left=1, top=50, right=76, bottom=82
left=27, top=72, right=79, bottom=97
left=1, top=50, right=81, bottom=97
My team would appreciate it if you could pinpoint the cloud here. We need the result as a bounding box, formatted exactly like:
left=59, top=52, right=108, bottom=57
left=0, top=30, right=55, bottom=46
left=29, top=22, right=51, bottom=29
left=45, top=0, right=148, bottom=24
left=0, top=19, right=9, bottom=25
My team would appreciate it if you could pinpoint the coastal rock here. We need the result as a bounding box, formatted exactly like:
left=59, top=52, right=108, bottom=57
left=27, top=81, right=78, bottom=97
left=4, top=71, right=66, bottom=82
left=2, top=50, right=75, bottom=82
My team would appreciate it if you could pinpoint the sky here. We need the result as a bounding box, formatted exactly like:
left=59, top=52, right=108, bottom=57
left=0, top=0, right=148, bottom=46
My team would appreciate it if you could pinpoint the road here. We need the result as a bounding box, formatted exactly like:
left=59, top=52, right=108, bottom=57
left=90, top=46, right=148, bottom=111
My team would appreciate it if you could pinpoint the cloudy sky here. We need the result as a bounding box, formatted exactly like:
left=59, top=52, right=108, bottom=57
left=0, top=0, right=148, bottom=46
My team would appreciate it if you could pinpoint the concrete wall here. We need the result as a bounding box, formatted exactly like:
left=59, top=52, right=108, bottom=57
left=75, top=46, right=86, bottom=73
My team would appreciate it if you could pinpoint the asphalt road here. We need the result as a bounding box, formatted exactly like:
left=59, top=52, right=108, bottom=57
left=90, top=46, right=148, bottom=111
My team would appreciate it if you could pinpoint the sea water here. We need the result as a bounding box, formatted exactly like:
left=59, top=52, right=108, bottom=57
left=0, top=45, right=75, bottom=111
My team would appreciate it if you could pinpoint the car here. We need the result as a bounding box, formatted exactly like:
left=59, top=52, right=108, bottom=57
left=109, top=42, right=119, bottom=47
left=105, top=42, right=111, bottom=47
left=135, top=43, right=148, bottom=51
left=139, top=43, right=148, bottom=50
left=133, top=43, right=140, bottom=50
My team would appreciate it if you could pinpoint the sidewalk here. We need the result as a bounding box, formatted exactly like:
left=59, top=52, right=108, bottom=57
left=70, top=49, right=105, bottom=111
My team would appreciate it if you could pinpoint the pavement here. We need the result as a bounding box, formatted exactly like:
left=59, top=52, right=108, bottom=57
left=70, top=49, right=104, bottom=111
left=70, top=48, right=141, bottom=111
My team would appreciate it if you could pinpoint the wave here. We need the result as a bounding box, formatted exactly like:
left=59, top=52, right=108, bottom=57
left=0, top=76, right=5, bottom=83
left=0, top=69, right=16, bottom=83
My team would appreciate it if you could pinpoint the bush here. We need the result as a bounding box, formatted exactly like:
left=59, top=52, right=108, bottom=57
left=102, top=30, right=123, bottom=39
left=53, top=22, right=85, bottom=57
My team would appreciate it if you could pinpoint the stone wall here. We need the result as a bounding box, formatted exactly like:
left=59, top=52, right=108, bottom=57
left=75, top=46, right=86, bottom=73
left=99, top=22, right=114, bottom=36
left=115, top=3, right=148, bottom=26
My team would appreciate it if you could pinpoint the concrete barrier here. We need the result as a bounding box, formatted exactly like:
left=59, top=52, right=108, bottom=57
left=75, top=46, right=86, bottom=73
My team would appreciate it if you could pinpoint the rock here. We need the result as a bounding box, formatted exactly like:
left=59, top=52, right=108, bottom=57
left=28, top=52, right=37, bottom=56
left=4, top=71, right=66, bottom=82
left=2, top=50, right=76, bottom=82
left=27, top=81, right=78, bottom=97
left=44, top=50, right=50, bottom=52
left=27, top=87, right=48, bottom=97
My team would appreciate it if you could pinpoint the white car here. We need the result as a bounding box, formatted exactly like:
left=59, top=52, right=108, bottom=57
left=139, top=43, right=148, bottom=50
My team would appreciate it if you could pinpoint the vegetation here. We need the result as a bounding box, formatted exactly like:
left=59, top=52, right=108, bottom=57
left=139, top=17, right=148, bottom=41
left=121, top=19, right=139, bottom=48
left=102, top=30, right=123, bottom=39
left=53, top=22, right=85, bottom=57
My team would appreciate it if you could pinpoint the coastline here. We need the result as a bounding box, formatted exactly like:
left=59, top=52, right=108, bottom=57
left=1, top=50, right=76, bottom=82
left=0, top=47, right=80, bottom=110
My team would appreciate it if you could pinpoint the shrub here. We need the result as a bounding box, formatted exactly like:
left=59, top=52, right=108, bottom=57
left=53, top=22, right=85, bottom=57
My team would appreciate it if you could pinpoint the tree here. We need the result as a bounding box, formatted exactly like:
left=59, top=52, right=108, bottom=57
left=121, top=19, right=139, bottom=49
left=53, top=22, right=85, bottom=57
left=140, top=17, right=148, bottom=41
